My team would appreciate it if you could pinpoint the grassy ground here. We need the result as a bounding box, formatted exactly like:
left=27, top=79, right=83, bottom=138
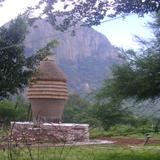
left=90, top=127, right=160, bottom=140
left=1, top=145, right=160, bottom=160
left=0, top=125, right=160, bottom=160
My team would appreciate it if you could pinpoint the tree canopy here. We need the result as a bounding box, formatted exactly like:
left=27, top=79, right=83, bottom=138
left=113, top=0, right=160, bottom=16
left=97, top=12, right=160, bottom=101
left=0, top=15, right=54, bottom=99
left=1, top=1, right=160, bottom=29
left=98, top=55, right=160, bottom=101
left=30, top=0, right=160, bottom=29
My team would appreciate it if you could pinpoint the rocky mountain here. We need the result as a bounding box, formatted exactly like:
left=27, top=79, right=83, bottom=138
left=25, top=19, right=120, bottom=94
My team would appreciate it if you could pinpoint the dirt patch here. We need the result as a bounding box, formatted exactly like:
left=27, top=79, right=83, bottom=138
left=98, top=137, right=160, bottom=146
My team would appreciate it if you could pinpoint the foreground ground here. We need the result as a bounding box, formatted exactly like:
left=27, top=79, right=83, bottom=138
left=0, top=129, right=160, bottom=160
left=1, top=145, right=160, bottom=160
left=0, top=136, right=160, bottom=160
left=99, top=137, right=160, bottom=146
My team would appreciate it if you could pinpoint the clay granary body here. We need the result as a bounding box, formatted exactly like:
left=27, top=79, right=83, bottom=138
left=27, top=56, right=68, bottom=122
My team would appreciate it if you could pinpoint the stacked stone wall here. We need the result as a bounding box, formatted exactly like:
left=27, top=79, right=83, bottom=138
left=11, top=122, right=89, bottom=143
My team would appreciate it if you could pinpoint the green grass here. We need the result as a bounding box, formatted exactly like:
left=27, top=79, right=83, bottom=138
left=90, top=127, right=160, bottom=139
left=1, top=125, right=160, bottom=160
left=1, top=145, right=160, bottom=160
left=90, top=127, right=145, bottom=139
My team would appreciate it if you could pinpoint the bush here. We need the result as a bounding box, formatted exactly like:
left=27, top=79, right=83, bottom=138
left=90, top=125, right=137, bottom=137
left=109, top=124, right=136, bottom=135
left=0, top=99, right=29, bottom=125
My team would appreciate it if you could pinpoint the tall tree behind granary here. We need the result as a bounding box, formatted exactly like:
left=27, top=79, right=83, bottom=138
left=0, top=15, right=54, bottom=99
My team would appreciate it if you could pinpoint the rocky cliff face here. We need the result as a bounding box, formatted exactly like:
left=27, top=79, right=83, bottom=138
left=25, top=19, right=120, bottom=93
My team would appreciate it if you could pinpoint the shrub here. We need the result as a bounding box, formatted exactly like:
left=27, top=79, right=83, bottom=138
left=108, top=124, right=136, bottom=135
left=0, top=99, right=29, bottom=125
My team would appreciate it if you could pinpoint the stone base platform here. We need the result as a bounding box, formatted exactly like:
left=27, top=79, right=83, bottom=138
left=11, top=122, right=89, bottom=143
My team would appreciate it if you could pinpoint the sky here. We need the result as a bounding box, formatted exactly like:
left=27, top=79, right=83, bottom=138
left=93, top=15, right=153, bottom=49
left=0, top=0, right=154, bottom=49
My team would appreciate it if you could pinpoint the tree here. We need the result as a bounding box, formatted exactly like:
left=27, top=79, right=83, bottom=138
left=0, top=15, right=54, bottom=99
left=63, top=94, right=101, bottom=127
left=63, top=94, right=90, bottom=123
left=93, top=101, right=128, bottom=130
left=1, top=1, right=160, bottom=29
left=113, top=0, right=160, bottom=16
left=30, top=0, right=160, bottom=30
left=97, top=12, right=160, bottom=102
left=0, top=98, right=29, bottom=125
left=107, top=53, right=160, bottom=100
left=92, top=13, right=160, bottom=130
